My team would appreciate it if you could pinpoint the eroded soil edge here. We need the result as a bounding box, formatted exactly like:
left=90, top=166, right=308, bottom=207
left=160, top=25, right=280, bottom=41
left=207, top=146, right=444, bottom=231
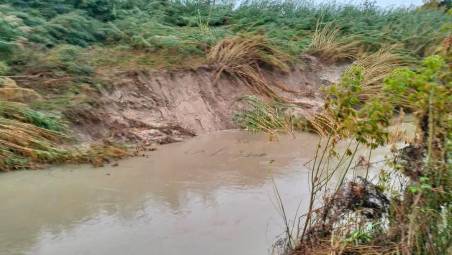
left=62, top=56, right=345, bottom=145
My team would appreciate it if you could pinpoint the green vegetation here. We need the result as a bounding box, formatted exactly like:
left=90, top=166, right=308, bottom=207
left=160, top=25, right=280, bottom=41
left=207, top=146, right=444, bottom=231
left=1, top=0, right=450, bottom=71
left=242, top=53, right=451, bottom=254
left=381, top=55, right=450, bottom=254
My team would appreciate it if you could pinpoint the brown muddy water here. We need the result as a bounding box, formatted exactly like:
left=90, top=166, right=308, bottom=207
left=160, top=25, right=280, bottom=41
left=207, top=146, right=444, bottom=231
left=0, top=130, right=388, bottom=255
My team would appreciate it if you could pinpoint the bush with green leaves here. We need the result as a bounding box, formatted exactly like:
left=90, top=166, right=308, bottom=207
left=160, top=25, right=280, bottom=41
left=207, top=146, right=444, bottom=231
left=381, top=55, right=450, bottom=254
left=235, top=54, right=451, bottom=254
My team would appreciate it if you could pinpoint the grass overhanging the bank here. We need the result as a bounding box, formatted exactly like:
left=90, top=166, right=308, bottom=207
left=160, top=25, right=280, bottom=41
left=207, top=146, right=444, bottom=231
left=0, top=98, right=129, bottom=171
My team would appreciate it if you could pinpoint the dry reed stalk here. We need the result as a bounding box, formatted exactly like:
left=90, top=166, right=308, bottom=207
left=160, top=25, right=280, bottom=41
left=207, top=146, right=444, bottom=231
left=0, top=118, right=66, bottom=170
left=354, top=48, right=402, bottom=100
left=208, top=35, right=290, bottom=100
left=308, top=22, right=361, bottom=63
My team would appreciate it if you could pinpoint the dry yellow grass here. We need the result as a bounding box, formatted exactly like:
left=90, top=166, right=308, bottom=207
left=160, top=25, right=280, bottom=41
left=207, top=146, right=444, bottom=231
left=354, top=48, right=402, bottom=100
left=0, top=117, right=66, bottom=170
left=208, top=34, right=291, bottom=99
left=304, top=109, right=340, bottom=138
left=308, top=22, right=361, bottom=63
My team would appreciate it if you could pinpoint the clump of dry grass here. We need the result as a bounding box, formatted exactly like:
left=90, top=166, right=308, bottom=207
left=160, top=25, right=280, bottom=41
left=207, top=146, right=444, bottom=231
left=304, top=109, right=340, bottom=138
left=293, top=238, right=399, bottom=255
left=308, top=22, right=361, bottom=63
left=0, top=100, right=129, bottom=170
left=0, top=116, right=67, bottom=170
left=307, top=48, right=402, bottom=138
left=208, top=34, right=291, bottom=99
left=354, top=48, right=403, bottom=100
left=68, top=142, right=130, bottom=168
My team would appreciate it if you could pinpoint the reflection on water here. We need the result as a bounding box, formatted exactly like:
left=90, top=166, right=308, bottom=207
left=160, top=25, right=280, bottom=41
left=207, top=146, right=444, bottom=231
left=1, top=131, right=323, bottom=255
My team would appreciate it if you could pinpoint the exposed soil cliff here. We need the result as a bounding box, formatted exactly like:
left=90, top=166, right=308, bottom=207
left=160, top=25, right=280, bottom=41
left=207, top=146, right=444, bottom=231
left=63, top=56, right=346, bottom=144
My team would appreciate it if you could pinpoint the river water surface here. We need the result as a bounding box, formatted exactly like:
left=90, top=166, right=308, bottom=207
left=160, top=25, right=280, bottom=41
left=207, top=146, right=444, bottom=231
left=1, top=131, right=322, bottom=255
left=0, top=130, right=389, bottom=255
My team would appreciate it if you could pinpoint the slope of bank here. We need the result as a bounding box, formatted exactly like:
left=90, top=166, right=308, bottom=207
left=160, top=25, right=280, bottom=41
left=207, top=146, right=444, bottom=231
left=54, top=56, right=345, bottom=144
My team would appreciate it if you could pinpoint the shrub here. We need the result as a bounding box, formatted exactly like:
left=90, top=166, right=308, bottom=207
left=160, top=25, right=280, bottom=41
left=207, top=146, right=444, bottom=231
left=0, top=4, right=27, bottom=56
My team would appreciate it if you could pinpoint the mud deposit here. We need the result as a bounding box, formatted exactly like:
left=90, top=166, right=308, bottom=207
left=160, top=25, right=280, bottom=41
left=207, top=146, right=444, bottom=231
left=1, top=131, right=321, bottom=255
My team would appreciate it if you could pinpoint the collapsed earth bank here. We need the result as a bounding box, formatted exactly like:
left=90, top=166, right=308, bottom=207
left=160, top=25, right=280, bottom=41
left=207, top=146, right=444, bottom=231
left=61, top=56, right=345, bottom=145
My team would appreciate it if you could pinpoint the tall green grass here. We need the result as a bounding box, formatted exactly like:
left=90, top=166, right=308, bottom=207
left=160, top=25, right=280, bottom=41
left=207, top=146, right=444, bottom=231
left=229, top=0, right=451, bottom=57
left=1, top=0, right=450, bottom=64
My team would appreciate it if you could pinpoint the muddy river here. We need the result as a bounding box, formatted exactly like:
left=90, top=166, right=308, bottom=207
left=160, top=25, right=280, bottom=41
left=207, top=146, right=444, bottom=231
left=0, top=130, right=385, bottom=255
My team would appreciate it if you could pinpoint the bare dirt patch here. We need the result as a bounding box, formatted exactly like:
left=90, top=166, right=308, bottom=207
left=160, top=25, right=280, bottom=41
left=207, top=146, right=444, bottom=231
left=64, top=56, right=346, bottom=144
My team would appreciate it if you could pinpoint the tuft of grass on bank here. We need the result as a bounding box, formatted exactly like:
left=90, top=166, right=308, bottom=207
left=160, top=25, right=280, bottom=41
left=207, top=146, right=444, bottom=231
left=0, top=101, right=66, bottom=131
left=208, top=34, right=290, bottom=98
left=307, top=22, right=361, bottom=63
left=2, top=0, right=450, bottom=72
left=0, top=101, right=68, bottom=170
left=0, top=100, right=129, bottom=171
